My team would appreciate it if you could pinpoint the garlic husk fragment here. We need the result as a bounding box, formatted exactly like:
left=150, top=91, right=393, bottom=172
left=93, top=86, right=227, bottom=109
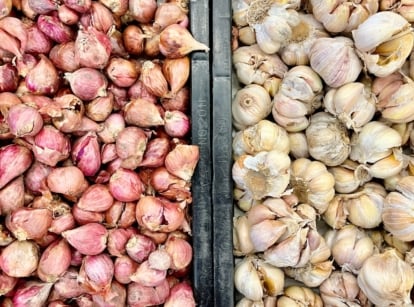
left=383, top=176, right=414, bottom=241
left=232, top=84, right=272, bottom=130
left=352, top=11, right=414, bottom=77
left=232, top=151, right=291, bottom=200
left=288, top=132, right=309, bottom=159
left=372, top=72, right=414, bottom=123
left=309, top=37, right=362, bottom=88
left=272, top=65, right=323, bottom=132
left=324, top=82, right=376, bottom=130
left=306, top=112, right=351, bottom=166
left=279, top=13, right=329, bottom=66
left=325, top=225, right=375, bottom=273
left=380, top=0, right=414, bottom=22
left=328, top=160, right=372, bottom=193
left=320, top=271, right=372, bottom=307
left=290, top=158, right=335, bottom=214
left=232, top=44, right=288, bottom=85
left=232, top=120, right=290, bottom=160
left=310, top=0, right=378, bottom=33
left=277, top=286, right=323, bottom=307
left=350, top=121, right=402, bottom=164
left=357, top=248, right=414, bottom=306
left=284, top=260, right=334, bottom=287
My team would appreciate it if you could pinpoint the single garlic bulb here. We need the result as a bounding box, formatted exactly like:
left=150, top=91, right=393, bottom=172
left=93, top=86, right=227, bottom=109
left=284, top=260, right=334, bottom=287
left=328, top=160, right=372, bottom=193
left=383, top=176, right=414, bottom=241
left=232, top=120, right=290, bottom=160
left=350, top=121, right=402, bottom=164
left=277, top=286, right=323, bottom=307
left=279, top=13, right=329, bottom=66
left=309, top=36, right=362, bottom=88
left=232, top=45, right=288, bottom=86
left=357, top=248, right=414, bottom=306
left=232, top=84, right=272, bottom=130
left=310, top=0, right=378, bottom=33
left=306, top=112, right=351, bottom=166
left=324, top=82, right=376, bottom=130
left=290, top=158, right=335, bottom=214
left=325, top=225, right=375, bottom=274
left=272, top=65, right=323, bottom=132
left=352, top=11, right=414, bottom=77
left=372, top=72, right=414, bottom=123
left=288, top=132, right=309, bottom=159
left=380, top=0, right=414, bottom=22
left=320, top=271, right=372, bottom=307
left=232, top=150, right=291, bottom=200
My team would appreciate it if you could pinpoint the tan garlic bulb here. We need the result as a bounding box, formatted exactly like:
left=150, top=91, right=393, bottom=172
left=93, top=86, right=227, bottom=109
left=352, top=11, right=414, bottom=77
left=279, top=13, right=330, bottom=66
left=277, top=286, right=323, bottom=307
left=324, top=82, right=376, bottom=130
left=232, top=150, right=291, bottom=200
left=357, top=248, right=414, bottom=306
left=372, top=72, right=414, bottom=123
left=290, top=158, right=335, bottom=214
left=350, top=121, right=402, bottom=164
left=232, top=45, right=288, bottom=86
left=309, top=37, right=363, bottom=88
left=306, top=112, right=351, bottom=166
left=232, top=120, right=290, bottom=160
left=380, top=0, right=414, bottom=22
left=288, top=132, right=309, bottom=159
left=383, top=176, right=414, bottom=241
left=272, top=66, right=323, bottom=132
left=310, top=0, right=378, bottom=33
left=284, top=260, right=334, bottom=287
left=320, top=271, right=372, bottom=307
left=328, top=160, right=372, bottom=193
left=325, top=225, right=375, bottom=274
left=232, top=84, right=272, bottom=130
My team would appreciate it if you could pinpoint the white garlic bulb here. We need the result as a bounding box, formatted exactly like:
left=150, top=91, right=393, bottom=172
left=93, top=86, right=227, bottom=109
left=277, top=286, right=323, bottom=307
left=232, top=84, right=272, bottom=130
left=290, top=158, right=335, bottom=214
left=306, top=112, right=351, bottom=166
left=232, top=150, right=291, bottom=200
left=325, top=225, right=375, bottom=274
left=309, top=36, right=362, bottom=88
left=383, top=176, right=414, bottom=241
left=288, top=132, right=309, bottom=159
left=279, top=13, right=330, bottom=66
left=284, top=260, right=334, bottom=287
left=324, top=82, right=376, bottom=130
left=310, top=0, right=378, bottom=33
left=232, top=45, right=288, bottom=86
left=352, top=11, right=414, bottom=77
left=328, top=160, right=372, bottom=193
left=357, top=248, right=414, bottom=306
left=232, top=120, right=290, bottom=160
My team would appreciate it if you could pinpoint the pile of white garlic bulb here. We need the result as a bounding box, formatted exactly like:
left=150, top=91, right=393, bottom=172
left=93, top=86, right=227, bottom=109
left=231, top=0, right=414, bottom=305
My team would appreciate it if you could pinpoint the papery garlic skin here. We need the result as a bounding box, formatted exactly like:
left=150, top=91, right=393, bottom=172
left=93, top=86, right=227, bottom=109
left=324, top=82, right=376, bottom=130
left=277, top=285, right=323, bottom=307
left=232, top=150, right=291, bottom=200
left=352, top=11, right=414, bottom=77
left=306, top=112, right=351, bottom=166
left=358, top=248, right=414, bottom=306
left=309, top=37, right=362, bottom=88
left=310, top=0, right=378, bottom=33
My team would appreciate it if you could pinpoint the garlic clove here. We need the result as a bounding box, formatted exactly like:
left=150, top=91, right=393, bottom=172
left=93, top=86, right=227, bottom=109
left=249, top=219, right=287, bottom=252
left=234, top=256, right=264, bottom=301
left=368, top=149, right=406, bottom=179
left=284, top=260, right=334, bottom=288
left=323, top=195, right=348, bottom=229
left=255, top=258, right=284, bottom=297
left=277, top=285, right=323, bottom=307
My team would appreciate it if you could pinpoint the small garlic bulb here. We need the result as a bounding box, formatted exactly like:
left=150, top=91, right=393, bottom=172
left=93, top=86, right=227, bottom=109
left=309, top=36, right=362, bottom=88
left=284, top=260, right=334, bottom=287
left=328, top=160, right=372, bottom=193
left=232, top=120, right=290, bottom=160
left=320, top=271, right=371, bottom=307
left=279, top=13, right=330, bottom=66
left=232, top=84, right=272, bottom=130
left=352, top=11, right=414, bottom=77
left=325, top=225, right=375, bottom=274
left=310, top=0, right=378, bottom=33
left=357, top=248, right=414, bottom=306
left=290, top=158, right=335, bottom=214
left=324, top=82, right=376, bottom=130
left=232, top=45, right=288, bottom=86
left=383, top=176, right=414, bottom=241
left=272, top=65, right=323, bottom=132
left=277, top=286, right=323, bottom=307
left=288, top=132, right=309, bottom=159
left=350, top=121, right=402, bottom=164
left=380, top=0, right=414, bottom=22
left=232, top=150, right=291, bottom=200
left=306, top=112, right=351, bottom=166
